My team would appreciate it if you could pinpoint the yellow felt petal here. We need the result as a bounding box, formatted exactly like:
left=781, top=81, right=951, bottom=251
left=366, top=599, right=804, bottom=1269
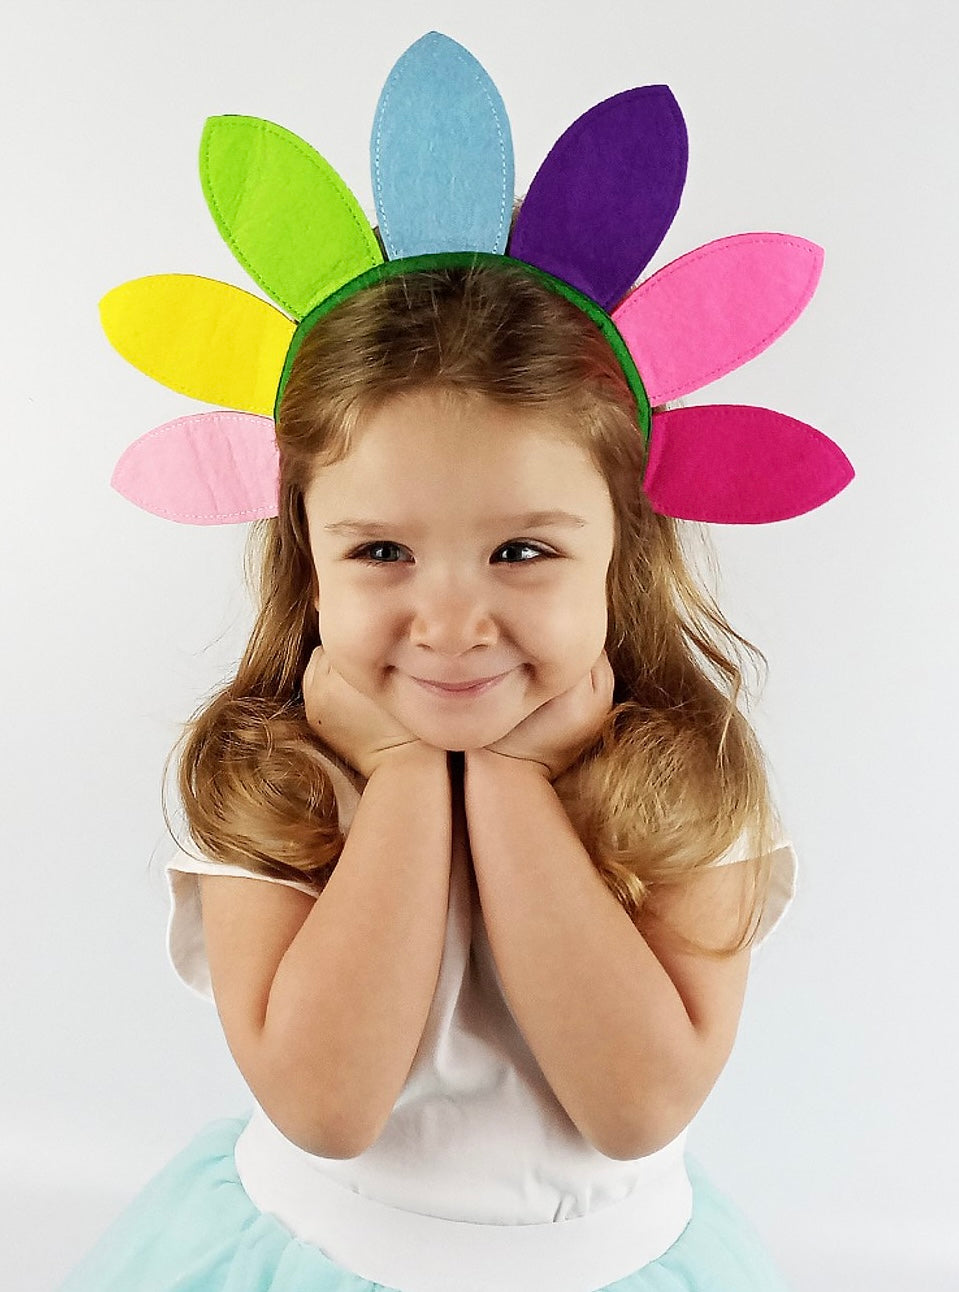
left=99, top=274, right=295, bottom=414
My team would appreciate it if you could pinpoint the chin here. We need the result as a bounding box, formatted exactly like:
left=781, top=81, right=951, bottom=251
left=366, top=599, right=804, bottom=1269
left=403, top=712, right=520, bottom=754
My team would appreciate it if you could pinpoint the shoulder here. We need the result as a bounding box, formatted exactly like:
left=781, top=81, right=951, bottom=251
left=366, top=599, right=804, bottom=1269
left=633, top=859, right=754, bottom=1038
left=196, top=870, right=317, bottom=1036
left=631, top=834, right=798, bottom=1096
left=165, top=847, right=319, bottom=1001
left=636, top=833, right=798, bottom=958
left=710, top=835, right=798, bottom=951
left=165, top=742, right=363, bottom=1000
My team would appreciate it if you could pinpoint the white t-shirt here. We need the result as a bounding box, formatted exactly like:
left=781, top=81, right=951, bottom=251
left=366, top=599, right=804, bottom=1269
left=166, top=748, right=796, bottom=1292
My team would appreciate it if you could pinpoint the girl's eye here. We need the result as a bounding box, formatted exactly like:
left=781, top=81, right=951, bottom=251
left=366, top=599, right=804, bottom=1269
left=351, top=542, right=405, bottom=565
left=497, top=541, right=552, bottom=564
left=350, top=541, right=552, bottom=566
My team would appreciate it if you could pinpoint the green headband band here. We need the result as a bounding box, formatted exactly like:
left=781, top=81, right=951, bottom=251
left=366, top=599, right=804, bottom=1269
left=274, top=252, right=652, bottom=434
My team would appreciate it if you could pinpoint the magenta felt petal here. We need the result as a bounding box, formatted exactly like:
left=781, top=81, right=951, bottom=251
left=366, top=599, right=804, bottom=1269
left=509, top=85, right=687, bottom=310
left=111, top=411, right=279, bottom=524
left=643, top=406, right=854, bottom=523
left=613, top=234, right=824, bottom=403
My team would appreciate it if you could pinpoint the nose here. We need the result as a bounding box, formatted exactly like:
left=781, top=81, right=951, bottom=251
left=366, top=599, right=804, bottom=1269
left=408, top=577, right=498, bottom=654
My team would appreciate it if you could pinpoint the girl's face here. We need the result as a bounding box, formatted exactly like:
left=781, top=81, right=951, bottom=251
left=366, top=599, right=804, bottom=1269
left=303, top=387, right=616, bottom=751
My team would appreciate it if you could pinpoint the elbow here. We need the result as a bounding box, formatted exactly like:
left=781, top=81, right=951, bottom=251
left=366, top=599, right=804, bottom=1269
left=262, top=1096, right=376, bottom=1160
left=590, top=1124, right=676, bottom=1162
left=586, top=1096, right=696, bottom=1162
left=594, top=1042, right=726, bottom=1160
left=293, top=1127, right=374, bottom=1162
left=246, top=1055, right=380, bottom=1161
left=595, top=1121, right=688, bottom=1162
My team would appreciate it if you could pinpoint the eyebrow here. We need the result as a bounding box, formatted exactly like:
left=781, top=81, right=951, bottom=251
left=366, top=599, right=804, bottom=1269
left=323, top=510, right=589, bottom=537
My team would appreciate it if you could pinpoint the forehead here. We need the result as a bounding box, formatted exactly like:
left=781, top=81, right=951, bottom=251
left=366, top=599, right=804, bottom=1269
left=305, top=390, right=611, bottom=521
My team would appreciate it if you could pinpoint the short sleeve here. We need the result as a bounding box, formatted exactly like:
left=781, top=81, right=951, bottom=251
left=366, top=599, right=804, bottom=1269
left=165, top=853, right=319, bottom=1001
left=709, top=834, right=798, bottom=952
left=166, top=746, right=364, bottom=1001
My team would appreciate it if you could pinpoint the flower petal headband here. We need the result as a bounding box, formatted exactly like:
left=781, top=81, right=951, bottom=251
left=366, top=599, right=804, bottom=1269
left=100, top=31, right=853, bottom=526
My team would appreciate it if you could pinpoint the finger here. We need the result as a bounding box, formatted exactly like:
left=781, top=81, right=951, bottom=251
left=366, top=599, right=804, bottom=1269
left=590, top=653, right=610, bottom=687
left=592, top=655, right=615, bottom=708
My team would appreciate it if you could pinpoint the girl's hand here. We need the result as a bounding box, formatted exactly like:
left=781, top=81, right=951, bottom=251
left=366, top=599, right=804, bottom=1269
left=483, top=651, right=615, bottom=780
left=302, top=647, right=429, bottom=780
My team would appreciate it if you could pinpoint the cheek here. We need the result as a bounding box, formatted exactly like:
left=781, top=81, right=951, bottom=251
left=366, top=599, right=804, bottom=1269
left=316, top=589, right=384, bottom=658
left=537, top=584, right=608, bottom=655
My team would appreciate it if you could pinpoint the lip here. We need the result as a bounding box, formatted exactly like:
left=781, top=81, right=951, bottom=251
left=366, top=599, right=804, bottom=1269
left=412, top=671, right=508, bottom=696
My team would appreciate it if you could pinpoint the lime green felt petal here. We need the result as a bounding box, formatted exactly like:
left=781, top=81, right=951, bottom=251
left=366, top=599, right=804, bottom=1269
left=200, top=116, right=384, bottom=318
left=100, top=274, right=295, bottom=415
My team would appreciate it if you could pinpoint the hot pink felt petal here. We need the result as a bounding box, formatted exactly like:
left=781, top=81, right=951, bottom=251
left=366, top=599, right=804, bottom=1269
left=643, top=405, right=854, bottom=523
left=612, top=234, right=824, bottom=403
left=111, top=411, right=279, bottom=524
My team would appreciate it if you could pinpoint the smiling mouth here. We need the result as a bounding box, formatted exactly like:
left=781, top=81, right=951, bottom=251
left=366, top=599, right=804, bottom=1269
left=412, top=672, right=508, bottom=697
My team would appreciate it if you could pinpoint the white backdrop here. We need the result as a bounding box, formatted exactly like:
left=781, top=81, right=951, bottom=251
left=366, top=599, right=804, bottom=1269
left=3, top=1, right=956, bottom=1288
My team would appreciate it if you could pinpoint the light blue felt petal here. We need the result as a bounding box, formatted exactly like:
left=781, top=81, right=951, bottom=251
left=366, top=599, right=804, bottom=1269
left=371, top=32, right=514, bottom=258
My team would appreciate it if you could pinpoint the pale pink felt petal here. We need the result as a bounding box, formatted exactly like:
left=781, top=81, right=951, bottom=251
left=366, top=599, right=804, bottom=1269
left=111, top=411, right=279, bottom=524
left=643, top=405, right=854, bottom=523
left=612, top=234, right=824, bottom=404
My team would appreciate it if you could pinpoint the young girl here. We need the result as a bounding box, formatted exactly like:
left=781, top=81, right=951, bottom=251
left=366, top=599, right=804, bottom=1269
left=65, top=32, right=852, bottom=1292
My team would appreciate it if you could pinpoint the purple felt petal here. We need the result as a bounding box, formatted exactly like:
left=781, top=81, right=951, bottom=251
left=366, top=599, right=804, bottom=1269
left=111, top=411, right=279, bottom=524
left=613, top=234, right=824, bottom=403
left=509, top=85, right=687, bottom=310
left=643, top=405, right=854, bottom=523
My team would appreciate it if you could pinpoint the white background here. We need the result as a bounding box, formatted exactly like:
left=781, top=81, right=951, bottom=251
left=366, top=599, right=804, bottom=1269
left=2, top=1, right=956, bottom=1288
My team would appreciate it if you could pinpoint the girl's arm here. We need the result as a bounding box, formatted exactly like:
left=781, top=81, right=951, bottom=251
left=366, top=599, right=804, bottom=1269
left=198, top=742, right=452, bottom=1159
left=465, top=748, right=752, bottom=1161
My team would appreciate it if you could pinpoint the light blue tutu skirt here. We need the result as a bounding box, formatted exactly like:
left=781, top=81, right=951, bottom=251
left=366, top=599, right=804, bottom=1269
left=60, top=1116, right=792, bottom=1292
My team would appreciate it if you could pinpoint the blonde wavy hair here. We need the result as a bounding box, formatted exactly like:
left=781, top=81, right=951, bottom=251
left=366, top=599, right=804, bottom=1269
left=163, top=260, right=781, bottom=957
